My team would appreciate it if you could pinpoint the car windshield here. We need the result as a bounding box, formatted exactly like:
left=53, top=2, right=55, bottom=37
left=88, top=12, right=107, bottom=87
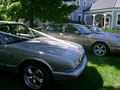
left=88, top=25, right=103, bottom=33
left=0, top=24, right=51, bottom=44
left=74, top=24, right=92, bottom=35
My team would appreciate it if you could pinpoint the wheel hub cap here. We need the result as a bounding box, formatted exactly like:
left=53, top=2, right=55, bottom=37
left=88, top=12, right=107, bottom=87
left=94, top=44, right=106, bottom=56
left=23, top=66, right=44, bottom=89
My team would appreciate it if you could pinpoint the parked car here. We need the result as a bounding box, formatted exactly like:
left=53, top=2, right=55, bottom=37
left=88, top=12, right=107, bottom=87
left=0, top=21, right=87, bottom=90
left=87, top=25, right=120, bottom=38
left=43, top=23, right=120, bottom=56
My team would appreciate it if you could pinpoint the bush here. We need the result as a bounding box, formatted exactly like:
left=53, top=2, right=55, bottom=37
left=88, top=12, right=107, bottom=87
left=103, top=28, right=120, bottom=34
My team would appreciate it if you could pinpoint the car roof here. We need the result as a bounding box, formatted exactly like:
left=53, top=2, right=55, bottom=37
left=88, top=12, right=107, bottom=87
left=49, top=23, right=83, bottom=26
left=0, top=21, right=24, bottom=25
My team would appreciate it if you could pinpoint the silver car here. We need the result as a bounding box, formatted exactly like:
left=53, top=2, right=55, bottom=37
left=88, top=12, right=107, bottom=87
left=44, top=23, right=120, bottom=56
left=0, top=21, right=87, bottom=90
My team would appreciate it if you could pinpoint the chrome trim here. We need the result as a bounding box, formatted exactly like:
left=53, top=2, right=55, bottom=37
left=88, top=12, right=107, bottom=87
left=0, top=63, right=16, bottom=68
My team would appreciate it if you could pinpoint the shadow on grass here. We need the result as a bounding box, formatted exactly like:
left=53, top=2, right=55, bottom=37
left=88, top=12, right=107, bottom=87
left=0, top=71, right=29, bottom=90
left=102, top=86, right=120, bottom=90
left=51, top=66, right=103, bottom=90
left=0, top=67, right=118, bottom=90
left=86, top=50, right=120, bottom=69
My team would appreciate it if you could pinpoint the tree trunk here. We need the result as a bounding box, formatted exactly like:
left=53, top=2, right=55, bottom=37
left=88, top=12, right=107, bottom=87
left=29, top=5, right=34, bottom=28
left=29, top=14, right=34, bottom=28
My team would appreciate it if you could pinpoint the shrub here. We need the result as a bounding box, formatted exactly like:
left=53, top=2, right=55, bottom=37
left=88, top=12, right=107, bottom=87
left=103, top=28, right=120, bottom=34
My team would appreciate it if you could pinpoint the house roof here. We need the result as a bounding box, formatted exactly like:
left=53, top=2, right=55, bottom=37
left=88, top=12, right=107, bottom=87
left=90, top=0, right=120, bottom=10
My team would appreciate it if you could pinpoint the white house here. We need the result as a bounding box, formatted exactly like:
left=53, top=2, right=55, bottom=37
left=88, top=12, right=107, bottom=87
left=71, top=0, right=120, bottom=29
left=84, top=0, right=120, bottom=29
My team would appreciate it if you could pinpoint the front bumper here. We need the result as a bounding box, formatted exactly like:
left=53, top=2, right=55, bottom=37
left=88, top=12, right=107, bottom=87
left=53, top=55, right=87, bottom=80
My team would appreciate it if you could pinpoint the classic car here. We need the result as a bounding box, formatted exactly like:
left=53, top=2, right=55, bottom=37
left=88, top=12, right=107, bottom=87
left=44, top=23, right=120, bottom=56
left=0, top=21, right=87, bottom=89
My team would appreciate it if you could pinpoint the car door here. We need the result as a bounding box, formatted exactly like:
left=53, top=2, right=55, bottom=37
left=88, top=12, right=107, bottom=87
left=0, top=33, right=21, bottom=67
left=60, top=24, right=88, bottom=46
left=0, top=36, right=8, bottom=69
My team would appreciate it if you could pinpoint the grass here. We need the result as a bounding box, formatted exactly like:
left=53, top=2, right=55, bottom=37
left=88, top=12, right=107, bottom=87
left=50, top=51, right=120, bottom=90
left=50, top=28, right=120, bottom=90
left=87, top=52, right=120, bottom=90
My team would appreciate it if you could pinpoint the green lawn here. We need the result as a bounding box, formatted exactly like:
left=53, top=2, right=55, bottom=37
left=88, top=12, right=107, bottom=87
left=51, top=52, right=120, bottom=90
left=87, top=52, right=120, bottom=90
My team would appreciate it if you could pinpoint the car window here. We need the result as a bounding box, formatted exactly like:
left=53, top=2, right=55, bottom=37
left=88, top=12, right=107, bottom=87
left=65, top=24, right=81, bottom=34
left=48, top=25, right=63, bottom=32
left=75, top=24, right=92, bottom=35
left=0, top=33, right=28, bottom=44
left=0, top=25, right=10, bottom=33
left=0, top=24, right=34, bottom=38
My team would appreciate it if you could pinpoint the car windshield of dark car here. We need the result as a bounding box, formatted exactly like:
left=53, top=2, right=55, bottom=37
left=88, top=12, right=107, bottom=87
left=75, top=24, right=92, bottom=35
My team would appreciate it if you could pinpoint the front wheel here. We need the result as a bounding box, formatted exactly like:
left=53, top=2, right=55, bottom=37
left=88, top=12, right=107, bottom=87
left=21, top=63, right=52, bottom=90
left=92, top=43, right=109, bottom=56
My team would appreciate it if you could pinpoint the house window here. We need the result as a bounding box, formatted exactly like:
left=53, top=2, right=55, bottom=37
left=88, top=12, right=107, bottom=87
left=78, top=15, right=81, bottom=22
left=117, top=14, right=120, bottom=25
left=76, top=0, right=80, bottom=5
left=83, top=0, right=87, bottom=6
left=68, top=14, right=73, bottom=20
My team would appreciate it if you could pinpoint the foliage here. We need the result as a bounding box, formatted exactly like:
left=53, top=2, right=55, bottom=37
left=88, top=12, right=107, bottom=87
left=0, top=0, right=78, bottom=27
left=103, top=28, right=120, bottom=34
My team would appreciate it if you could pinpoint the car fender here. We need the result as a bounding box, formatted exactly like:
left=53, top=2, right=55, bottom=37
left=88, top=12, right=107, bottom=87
left=17, top=57, right=53, bottom=72
left=91, top=40, right=110, bottom=48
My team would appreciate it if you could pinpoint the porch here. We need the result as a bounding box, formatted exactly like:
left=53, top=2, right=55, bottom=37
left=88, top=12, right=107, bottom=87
left=84, top=11, right=113, bottom=29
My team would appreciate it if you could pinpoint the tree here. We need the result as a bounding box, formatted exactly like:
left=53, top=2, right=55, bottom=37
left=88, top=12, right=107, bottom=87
left=1, top=0, right=78, bottom=28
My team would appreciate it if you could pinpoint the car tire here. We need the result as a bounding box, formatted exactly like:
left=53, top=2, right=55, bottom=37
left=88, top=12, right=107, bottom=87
left=92, top=42, right=109, bottom=56
left=20, top=62, right=52, bottom=90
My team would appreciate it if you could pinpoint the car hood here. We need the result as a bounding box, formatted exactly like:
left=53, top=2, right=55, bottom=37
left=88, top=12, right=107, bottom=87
left=88, top=33, right=120, bottom=42
left=104, top=32, right=120, bottom=38
left=14, top=37, right=84, bottom=60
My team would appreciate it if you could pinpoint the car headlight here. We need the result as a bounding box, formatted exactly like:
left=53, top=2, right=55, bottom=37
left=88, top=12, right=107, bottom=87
left=75, top=54, right=85, bottom=66
left=75, top=59, right=80, bottom=66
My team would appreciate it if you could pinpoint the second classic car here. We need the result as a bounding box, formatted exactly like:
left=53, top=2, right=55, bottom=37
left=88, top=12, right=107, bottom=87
left=44, top=23, right=120, bottom=56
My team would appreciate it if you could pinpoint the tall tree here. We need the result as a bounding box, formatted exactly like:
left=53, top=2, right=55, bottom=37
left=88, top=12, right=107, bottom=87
left=1, top=0, right=78, bottom=27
